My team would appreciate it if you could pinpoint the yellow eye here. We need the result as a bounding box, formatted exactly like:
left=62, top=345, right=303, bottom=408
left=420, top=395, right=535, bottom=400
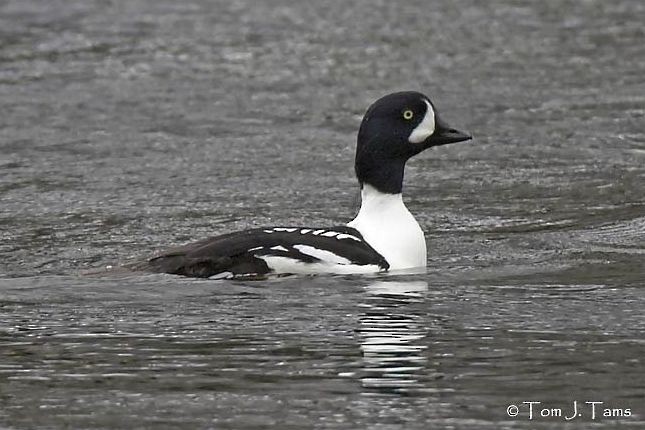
left=403, top=109, right=414, bottom=120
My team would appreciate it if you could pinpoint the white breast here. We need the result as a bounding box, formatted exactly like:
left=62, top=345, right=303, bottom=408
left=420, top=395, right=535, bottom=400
left=347, top=184, right=427, bottom=270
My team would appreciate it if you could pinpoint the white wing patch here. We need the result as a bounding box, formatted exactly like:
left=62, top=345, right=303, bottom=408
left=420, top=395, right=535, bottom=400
left=209, top=271, right=234, bottom=280
left=262, top=228, right=361, bottom=242
left=258, top=256, right=382, bottom=275
left=335, top=233, right=361, bottom=242
left=293, top=244, right=352, bottom=265
left=272, top=227, right=297, bottom=232
left=242, top=226, right=385, bottom=275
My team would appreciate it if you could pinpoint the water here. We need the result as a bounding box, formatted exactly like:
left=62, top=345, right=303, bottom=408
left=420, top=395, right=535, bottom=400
left=1, top=0, right=644, bottom=428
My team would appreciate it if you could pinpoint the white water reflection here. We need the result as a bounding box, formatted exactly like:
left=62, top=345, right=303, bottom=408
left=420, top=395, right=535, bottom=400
left=358, top=281, right=430, bottom=393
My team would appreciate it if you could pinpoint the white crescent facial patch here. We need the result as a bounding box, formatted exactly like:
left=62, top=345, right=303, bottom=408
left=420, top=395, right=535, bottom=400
left=408, top=100, right=436, bottom=144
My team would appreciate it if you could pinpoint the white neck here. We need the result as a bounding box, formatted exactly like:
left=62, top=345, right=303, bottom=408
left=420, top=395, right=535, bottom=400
left=347, top=184, right=427, bottom=270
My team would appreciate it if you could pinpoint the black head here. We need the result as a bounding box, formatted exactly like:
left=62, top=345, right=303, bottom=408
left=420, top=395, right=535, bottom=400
left=355, top=91, right=471, bottom=194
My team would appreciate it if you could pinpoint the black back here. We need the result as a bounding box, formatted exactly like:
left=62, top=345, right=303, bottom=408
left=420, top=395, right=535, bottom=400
left=128, top=226, right=389, bottom=278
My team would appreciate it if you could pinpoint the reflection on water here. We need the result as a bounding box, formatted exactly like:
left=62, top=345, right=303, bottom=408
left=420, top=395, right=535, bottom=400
left=358, top=281, right=430, bottom=394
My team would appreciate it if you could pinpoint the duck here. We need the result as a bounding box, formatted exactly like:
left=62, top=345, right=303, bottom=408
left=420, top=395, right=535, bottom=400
left=129, top=91, right=471, bottom=279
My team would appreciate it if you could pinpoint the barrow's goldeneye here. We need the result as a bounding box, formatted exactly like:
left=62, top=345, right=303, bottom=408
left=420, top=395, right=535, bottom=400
left=129, top=91, right=471, bottom=279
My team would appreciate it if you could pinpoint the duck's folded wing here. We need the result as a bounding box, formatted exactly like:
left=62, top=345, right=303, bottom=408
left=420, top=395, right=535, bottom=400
left=127, top=226, right=389, bottom=278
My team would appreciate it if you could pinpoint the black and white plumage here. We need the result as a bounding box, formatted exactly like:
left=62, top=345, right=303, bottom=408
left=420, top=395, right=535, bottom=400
left=129, top=91, right=471, bottom=279
left=131, top=226, right=389, bottom=279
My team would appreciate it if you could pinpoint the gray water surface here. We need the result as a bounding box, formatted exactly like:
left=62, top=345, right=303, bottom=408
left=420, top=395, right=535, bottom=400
left=1, top=0, right=645, bottom=428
